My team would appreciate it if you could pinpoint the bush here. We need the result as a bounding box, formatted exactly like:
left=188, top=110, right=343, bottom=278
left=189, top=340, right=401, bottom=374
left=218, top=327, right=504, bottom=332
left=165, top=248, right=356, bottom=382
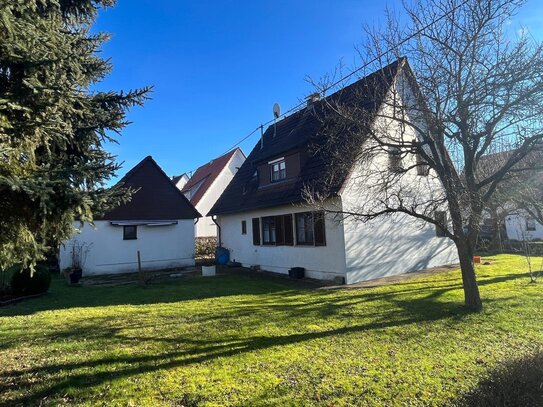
left=195, top=237, right=217, bottom=259
left=10, top=264, right=52, bottom=296
left=457, top=350, right=543, bottom=406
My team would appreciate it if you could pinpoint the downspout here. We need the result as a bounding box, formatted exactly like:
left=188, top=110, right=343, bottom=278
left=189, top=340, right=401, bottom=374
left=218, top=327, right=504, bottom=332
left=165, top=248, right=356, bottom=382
left=212, top=215, right=221, bottom=247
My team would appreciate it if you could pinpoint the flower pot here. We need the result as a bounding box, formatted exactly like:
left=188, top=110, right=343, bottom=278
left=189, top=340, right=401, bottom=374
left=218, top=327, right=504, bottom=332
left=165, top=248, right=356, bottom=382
left=202, top=265, right=216, bottom=277
left=64, top=268, right=82, bottom=284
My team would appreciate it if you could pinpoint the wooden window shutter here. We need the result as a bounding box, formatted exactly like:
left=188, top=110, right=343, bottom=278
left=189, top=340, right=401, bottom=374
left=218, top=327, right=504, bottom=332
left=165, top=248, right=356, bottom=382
left=252, top=218, right=260, bottom=245
left=275, top=215, right=285, bottom=245
left=283, top=214, right=294, bottom=245
left=435, top=211, right=447, bottom=237
left=314, top=212, right=326, bottom=246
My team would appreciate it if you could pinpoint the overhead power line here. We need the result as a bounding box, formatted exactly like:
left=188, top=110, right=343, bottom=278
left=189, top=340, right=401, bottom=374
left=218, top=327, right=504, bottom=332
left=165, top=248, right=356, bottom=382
left=180, top=0, right=470, bottom=176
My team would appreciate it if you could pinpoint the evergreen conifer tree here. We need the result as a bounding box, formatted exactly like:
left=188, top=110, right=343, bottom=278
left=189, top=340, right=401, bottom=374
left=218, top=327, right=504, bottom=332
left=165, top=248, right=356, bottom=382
left=0, top=0, right=149, bottom=268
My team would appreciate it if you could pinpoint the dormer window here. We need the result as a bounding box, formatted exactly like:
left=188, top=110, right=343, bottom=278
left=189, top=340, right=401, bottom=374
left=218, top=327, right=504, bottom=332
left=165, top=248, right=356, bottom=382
left=270, top=158, right=286, bottom=182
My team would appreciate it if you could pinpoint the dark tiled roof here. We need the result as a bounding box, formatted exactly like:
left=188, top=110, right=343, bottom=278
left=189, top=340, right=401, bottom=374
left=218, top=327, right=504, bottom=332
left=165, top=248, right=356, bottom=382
left=209, top=59, right=404, bottom=216
left=100, top=156, right=201, bottom=220
left=182, top=148, right=245, bottom=205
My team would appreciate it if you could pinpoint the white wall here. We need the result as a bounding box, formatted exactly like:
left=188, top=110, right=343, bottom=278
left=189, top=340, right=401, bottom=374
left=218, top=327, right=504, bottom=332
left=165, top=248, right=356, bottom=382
left=59, top=220, right=195, bottom=275
left=217, top=202, right=347, bottom=281
left=340, top=76, right=458, bottom=283
left=342, top=213, right=459, bottom=284
left=195, top=150, right=245, bottom=237
left=505, top=214, right=543, bottom=241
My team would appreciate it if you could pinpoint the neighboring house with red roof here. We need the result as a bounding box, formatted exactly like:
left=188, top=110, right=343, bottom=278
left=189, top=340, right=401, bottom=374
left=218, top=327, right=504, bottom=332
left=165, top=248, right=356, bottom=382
left=59, top=156, right=201, bottom=275
left=209, top=60, right=458, bottom=284
left=177, top=148, right=245, bottom=237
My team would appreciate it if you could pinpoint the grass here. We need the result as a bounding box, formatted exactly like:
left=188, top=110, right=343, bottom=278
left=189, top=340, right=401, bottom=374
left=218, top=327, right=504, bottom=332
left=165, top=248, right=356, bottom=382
left=0, top=254, right=541, bottom=406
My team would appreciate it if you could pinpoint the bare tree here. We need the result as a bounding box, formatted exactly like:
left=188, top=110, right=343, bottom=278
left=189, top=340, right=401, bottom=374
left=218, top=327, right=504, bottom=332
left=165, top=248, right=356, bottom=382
left=305, top=0, right=543, bottom=311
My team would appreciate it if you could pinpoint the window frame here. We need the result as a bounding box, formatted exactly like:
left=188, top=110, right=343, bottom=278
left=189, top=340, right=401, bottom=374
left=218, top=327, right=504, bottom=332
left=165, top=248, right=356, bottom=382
left=416, top=152, right=430, bottom=176
left=241, top=220, right=247, bottom=235
left=388, top=146, right=403, bottom=173
left=270, top=159, right=287, bottom=182
left=123, top=225, right=138, bottom=240
left=435, top=211, right=448, bottom=237
left=526, top=217, right=537, bottom=231
left=262, top=216, right=277, bottom=245
left=295, top=211, right=326, bottom=246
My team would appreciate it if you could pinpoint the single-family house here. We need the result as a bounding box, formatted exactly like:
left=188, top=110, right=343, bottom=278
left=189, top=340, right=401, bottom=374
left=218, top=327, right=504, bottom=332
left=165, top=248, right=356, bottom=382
left=59, top=156, right=201, bottom=275
left=178, top=148, right=245, bottom=237
left=208, top=59, right=459, bottom=284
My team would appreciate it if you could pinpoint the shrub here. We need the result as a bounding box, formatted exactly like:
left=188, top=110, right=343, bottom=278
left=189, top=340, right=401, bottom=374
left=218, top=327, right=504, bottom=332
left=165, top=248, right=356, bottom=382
left=10, top=264, right=52, bottom=296
left=195, top=237, right=217, bottom=259
left=457, top=350, right=543, bottom=406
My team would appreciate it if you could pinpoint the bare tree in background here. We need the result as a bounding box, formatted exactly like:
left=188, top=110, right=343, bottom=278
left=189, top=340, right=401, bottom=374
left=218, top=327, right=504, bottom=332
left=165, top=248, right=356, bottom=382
left=305, top=0, right=543, bottom=311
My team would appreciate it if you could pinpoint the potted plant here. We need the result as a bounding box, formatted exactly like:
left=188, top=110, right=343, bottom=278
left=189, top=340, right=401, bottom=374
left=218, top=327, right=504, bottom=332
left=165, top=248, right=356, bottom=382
left=63, top=240, right=91, bottom=284
left=201, top=259, right=216, bottom=277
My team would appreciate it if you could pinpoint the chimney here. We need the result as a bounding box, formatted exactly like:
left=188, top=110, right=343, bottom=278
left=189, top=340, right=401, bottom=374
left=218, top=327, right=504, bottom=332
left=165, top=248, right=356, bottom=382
left=306, top=92, right=321, bottom=106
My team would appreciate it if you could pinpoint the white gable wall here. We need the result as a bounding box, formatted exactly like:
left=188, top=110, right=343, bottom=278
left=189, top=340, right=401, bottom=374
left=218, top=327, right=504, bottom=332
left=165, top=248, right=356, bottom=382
left=59, top=220, right=195, bottom=275
left=217, top=201, right=347, bottom=281
left=195, top=149, right=245, bottom=237
left=340, top=76, right=458, bottom=283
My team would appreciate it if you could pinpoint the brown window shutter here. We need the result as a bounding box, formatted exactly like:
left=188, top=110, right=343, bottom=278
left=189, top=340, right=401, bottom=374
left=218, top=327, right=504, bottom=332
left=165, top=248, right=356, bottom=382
left=314, top=212, right=326, bottom=246
left=283, top=214, right=294, bottom=245
left=275, top=215, right=285, bottom=245
left=252, top=218, right=260, bottom=245
left=435, top=211, right=447, bottom=237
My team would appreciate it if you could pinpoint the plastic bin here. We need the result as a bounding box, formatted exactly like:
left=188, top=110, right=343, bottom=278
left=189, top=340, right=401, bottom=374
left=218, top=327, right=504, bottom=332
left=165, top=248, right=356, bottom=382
left=288, top=267, right=305, bottom=279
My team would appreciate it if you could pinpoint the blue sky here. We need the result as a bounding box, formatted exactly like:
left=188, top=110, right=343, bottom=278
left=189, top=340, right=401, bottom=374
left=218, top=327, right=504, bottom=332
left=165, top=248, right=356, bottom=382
left=93, top=0, right=543, bottom=181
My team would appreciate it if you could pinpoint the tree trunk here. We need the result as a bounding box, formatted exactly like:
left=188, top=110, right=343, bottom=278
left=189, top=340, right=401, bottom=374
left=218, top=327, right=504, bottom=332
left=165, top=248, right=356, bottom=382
left=456, top=239, right=483, bottom=311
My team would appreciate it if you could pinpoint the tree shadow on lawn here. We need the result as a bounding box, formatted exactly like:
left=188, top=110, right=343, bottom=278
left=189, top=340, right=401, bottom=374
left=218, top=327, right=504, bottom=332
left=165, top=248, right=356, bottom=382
left=0, top=273, right=300, bottom=317
left=0, top=288, right=513, bottom=406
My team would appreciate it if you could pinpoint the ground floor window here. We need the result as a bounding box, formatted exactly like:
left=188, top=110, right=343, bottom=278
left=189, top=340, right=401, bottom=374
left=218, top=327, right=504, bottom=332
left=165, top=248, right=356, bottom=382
left=253, top=212, right=326, bottom=247
left=123, top=225, right=137, bottom=240
left=295, top=211, right=326, bottom=246
left=262, top=216, right=276, bottom=245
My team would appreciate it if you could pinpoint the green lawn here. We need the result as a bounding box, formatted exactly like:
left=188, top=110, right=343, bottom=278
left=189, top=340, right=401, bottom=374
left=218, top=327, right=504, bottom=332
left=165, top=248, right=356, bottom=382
left=0, top=255, right=541, bottom=406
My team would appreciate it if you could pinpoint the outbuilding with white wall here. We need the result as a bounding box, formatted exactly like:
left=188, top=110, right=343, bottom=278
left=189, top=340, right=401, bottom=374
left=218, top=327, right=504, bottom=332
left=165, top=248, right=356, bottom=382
left=60, top=156, right=201, bottom=275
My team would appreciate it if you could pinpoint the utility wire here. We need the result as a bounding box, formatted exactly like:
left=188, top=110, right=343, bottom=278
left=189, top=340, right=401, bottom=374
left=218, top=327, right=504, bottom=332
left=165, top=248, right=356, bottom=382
left=180, top=0, right=470, bottom=176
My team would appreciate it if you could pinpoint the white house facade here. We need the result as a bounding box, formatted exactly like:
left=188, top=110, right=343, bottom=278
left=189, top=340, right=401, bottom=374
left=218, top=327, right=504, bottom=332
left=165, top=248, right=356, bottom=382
left=209, top=59, right=458, bottom=284
left=60, top=156, right=200, bottom=275
left=60, top=220, right=195, bottom=275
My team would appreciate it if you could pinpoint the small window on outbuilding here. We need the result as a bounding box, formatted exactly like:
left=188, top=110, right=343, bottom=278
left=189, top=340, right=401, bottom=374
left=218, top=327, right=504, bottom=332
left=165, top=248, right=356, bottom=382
left=526, top=218, right=536, bottom=231
left=123, top=225, right=137, bottom=240
left=241, top=220, right=247, bottom=235
left=435, top=211, right=448, bottom=237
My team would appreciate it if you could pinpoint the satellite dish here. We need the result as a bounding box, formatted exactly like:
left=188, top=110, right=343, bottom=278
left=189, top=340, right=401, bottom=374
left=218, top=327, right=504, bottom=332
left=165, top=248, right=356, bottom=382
left=273, top=103, right=281, bottom=119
